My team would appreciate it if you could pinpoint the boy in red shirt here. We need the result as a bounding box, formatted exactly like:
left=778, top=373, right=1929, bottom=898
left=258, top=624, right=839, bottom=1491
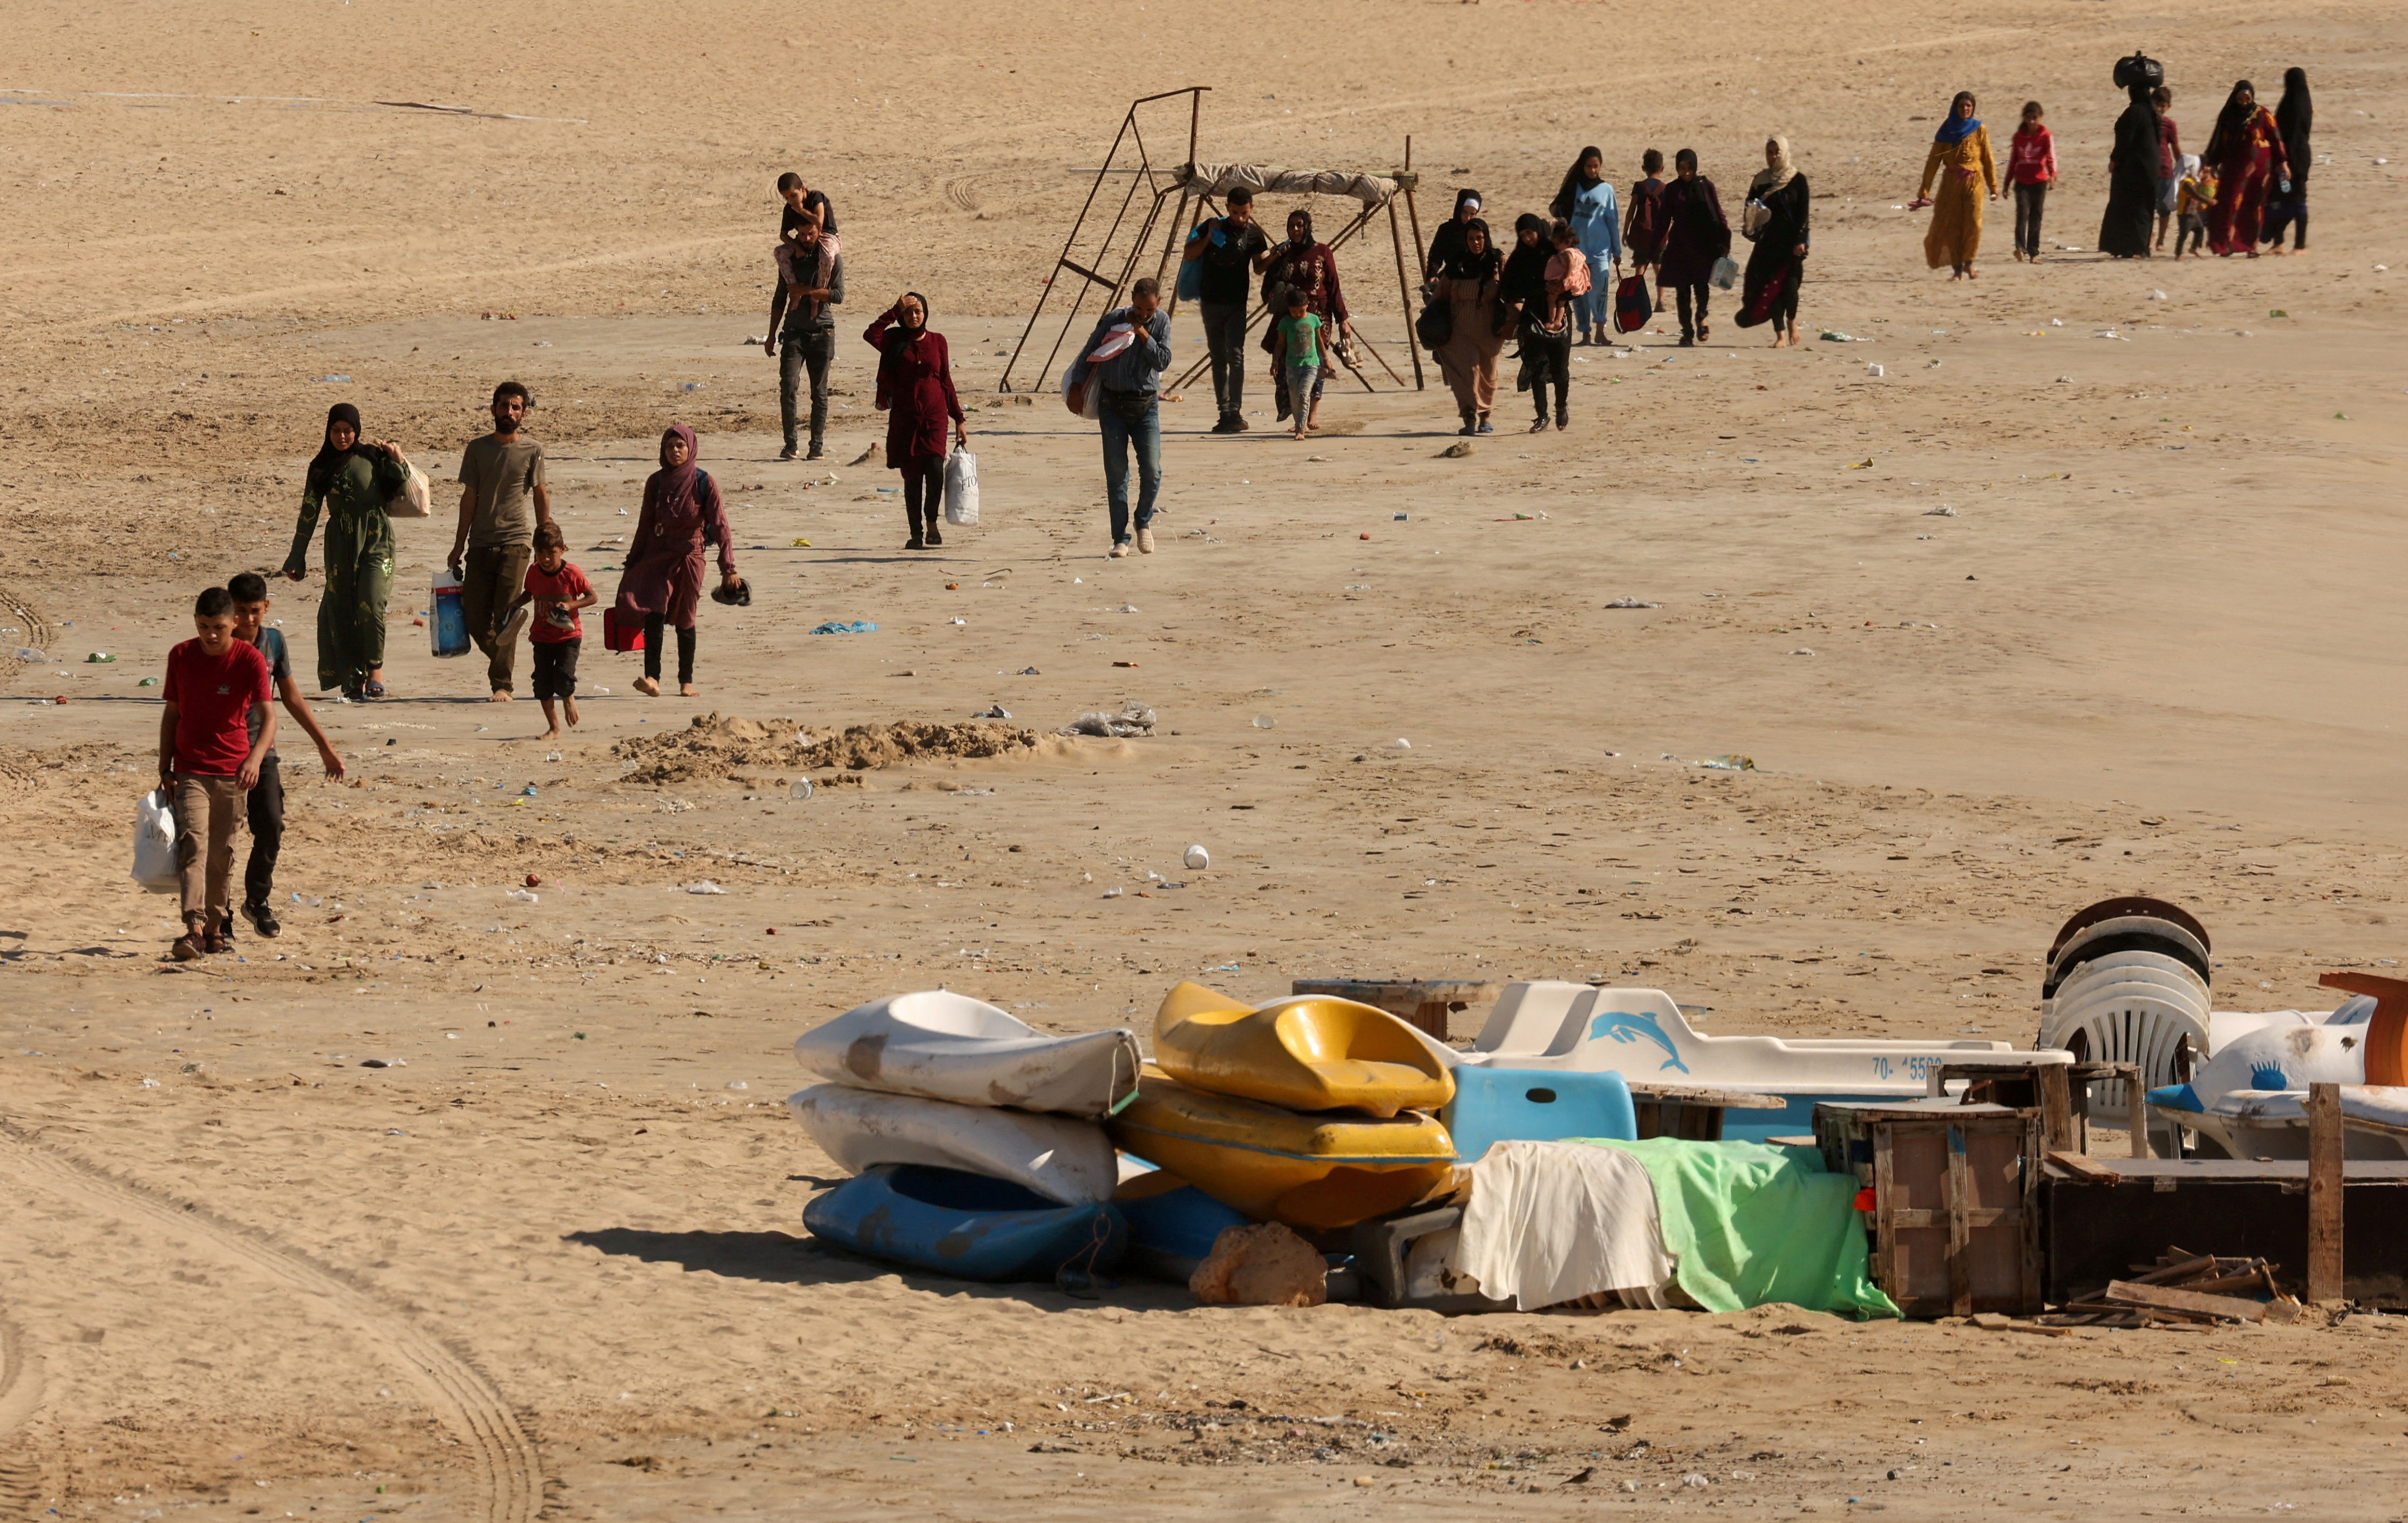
left=511, top=521, right=596, bottom=743
left=158, top=586, right=276, bottom=961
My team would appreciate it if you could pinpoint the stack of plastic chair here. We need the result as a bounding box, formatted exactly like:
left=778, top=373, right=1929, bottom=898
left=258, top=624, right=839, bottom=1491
left=787, top=991, right=1139, bottom=1283
left=2034, top=897, right=2213, bottom=1105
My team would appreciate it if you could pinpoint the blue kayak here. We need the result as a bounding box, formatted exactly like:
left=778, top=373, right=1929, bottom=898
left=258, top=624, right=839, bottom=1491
left=804, top=1164, right=1127, bottom=1283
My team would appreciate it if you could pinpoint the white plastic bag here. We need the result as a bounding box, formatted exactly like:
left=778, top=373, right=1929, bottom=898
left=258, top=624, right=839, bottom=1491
left=132, top=787, right=179, bottom=893
left=388, top=459, right=433, bottom=518
left=1711, top=255, right=1741, bottom=291
left=943, top=447, right=980, bottom=527
left=1059, top=364, right=1101, bottom=421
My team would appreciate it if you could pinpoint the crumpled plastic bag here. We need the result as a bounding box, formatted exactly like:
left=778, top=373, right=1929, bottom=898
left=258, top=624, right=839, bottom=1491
left=1060, top=703, right=1155, bottom=738
left=131, top=788, right=179, bottom=893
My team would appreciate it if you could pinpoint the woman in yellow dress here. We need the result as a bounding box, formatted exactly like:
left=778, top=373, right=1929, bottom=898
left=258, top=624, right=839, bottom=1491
left=1917, top=91, right=2000, bottom=279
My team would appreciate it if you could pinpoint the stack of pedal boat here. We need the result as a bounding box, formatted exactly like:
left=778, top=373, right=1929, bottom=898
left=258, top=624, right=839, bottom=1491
left=1107, top=982, right=1460, bottom=1232
left=789, top=991, right=1141, bottom=1282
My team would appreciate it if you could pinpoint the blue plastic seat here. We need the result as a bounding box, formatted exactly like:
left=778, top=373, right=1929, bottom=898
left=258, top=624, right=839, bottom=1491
left=1442, top=1066, right=1637, bottom=1161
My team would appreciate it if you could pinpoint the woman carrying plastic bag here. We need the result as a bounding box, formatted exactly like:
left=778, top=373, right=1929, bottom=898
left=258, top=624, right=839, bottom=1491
left=943, top=445, right=980, bottom=528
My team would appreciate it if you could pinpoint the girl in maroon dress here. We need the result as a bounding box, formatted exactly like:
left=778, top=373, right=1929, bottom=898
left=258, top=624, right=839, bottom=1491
left=863, top=293, right=968, bottom=550
left=613, top=424, right=737, bottom=698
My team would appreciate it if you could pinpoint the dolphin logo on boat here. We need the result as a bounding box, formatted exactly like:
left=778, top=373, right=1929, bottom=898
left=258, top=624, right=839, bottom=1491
left=1587, top=1009, right=1691, bottom=1074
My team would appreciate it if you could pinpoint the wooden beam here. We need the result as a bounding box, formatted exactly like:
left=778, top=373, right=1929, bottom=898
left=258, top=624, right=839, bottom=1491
left=1944, top=1124, right=1972, bottom=1318
left=2037, top=1065, right=2076, bottom=1152
left=2046, top=1151, right=2121, bottom=1185
left=2307, top=1080, right=2344, bottom=1304
left=2104, top=1280, right=2269, bottom=1323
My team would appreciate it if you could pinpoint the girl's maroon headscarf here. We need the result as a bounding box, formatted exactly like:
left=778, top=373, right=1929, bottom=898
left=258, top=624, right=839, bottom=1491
left=654, top=424, right=701, bottom=512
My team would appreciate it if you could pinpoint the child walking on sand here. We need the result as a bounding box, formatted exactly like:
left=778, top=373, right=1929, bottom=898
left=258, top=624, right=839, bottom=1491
left=2174, top=155, right=2213, bottom=258
left=513, top=521, right=596, bottom=741
left=2006, top=101, right=2057, bottom=262
left=225, top=573, right=345, bottom=942
left=158, top=587, right=275, bottom=961
left=1268, top=290, right=1324, bottom=439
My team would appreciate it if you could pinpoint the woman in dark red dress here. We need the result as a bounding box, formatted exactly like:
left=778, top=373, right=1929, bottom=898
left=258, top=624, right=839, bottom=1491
left=613, top=423, right=737, bottom=698
left=863, top=293, right=968, bottom=550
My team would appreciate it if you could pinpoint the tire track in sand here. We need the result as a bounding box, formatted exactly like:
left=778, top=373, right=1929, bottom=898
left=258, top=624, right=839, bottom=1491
left=0, top=1124, right=541, bottom=1523
left=0, top=1313, right=48, bottom=1521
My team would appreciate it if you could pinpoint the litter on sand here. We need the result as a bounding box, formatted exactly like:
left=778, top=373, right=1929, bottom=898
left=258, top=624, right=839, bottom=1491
left=810, top=621, right=878, bottom=635
left=1061, top=704, right=1157, bottom=738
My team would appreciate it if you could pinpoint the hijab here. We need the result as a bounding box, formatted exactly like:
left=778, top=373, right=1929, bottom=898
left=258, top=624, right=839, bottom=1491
left=305, top=402, right=364, bottom=497
left=2208, top=80, right=2260, bottom=161
left=1452, top=187, right=1482, bottom=219
left=1285, top=211, right=1317, bottom=248
left=880, top=293, right=933, bottom=375
left=2275, top=67, right=2312, bottom=142
left=1935, top=92, right=1981, bottom=145
left=1550, top=147, right=1606, bottom=219
left=1500, top=212, right=1553, bottom=297
left=1440, top=218, right=1500, bottom=281
left=1750, top=136, right=1798, bottom=195
left=651, top=424, right=701, bottom=520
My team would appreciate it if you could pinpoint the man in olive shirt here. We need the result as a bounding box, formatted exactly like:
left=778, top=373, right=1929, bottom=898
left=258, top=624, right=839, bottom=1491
left=447, top=380, right=553, bottom=701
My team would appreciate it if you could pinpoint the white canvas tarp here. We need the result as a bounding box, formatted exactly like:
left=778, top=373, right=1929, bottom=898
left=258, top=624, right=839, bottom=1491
left=1180, top=163, right=1395, bottom=209
left=1449, top=1140, right=1676, bottom=1311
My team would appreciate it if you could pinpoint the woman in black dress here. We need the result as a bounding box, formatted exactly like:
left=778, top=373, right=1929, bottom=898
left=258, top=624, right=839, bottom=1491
left=2261, top=67, right=2312, bottom=253
left=1739, top=136, right=1810, bottom=348
left=1655, top=149, right=1730, bottom=346
left=2099, top=54, right=2165, bottom=259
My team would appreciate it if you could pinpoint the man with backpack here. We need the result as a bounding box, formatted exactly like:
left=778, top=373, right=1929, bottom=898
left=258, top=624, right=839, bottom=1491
left=1181, top=185, right=1270, bottom=433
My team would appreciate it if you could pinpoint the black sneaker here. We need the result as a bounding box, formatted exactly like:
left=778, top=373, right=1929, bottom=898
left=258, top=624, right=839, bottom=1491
left=242, top=900, right=282, bottom=939
left=778, top=444, right=799, bottom=461
left=806, top=443, right=826, bottom=461
left=1209, top=414, right=1243, bottom=434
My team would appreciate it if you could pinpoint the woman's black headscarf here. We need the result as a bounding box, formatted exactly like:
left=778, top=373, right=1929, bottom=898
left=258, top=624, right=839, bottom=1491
left=1452, top=187, right=1482, bottom=219
left=305, top=402, right=364, bottom=497
left=1285, top=209, right=1316, bottom=248
left=2210, top=80, right=2259, bottom=157
left=1440, top=218, right=1499, bottom=280
left=2276, top=66, right=2312, bottom=141
left=1550, top=146, right=1605, bottom=219
left=1500, top=213, right=1554, bottom=305
left=879, top=294, right=933, bottom=379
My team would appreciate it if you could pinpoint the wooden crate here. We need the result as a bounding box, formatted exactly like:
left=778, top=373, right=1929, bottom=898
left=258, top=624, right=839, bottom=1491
left=1815, top=1102, right=2043, bottom=1317
left=1290, top=979, right=1501, bottom=1042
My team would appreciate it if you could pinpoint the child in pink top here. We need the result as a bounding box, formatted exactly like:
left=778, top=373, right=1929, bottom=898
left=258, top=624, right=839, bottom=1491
left=2006, top=101, right=2057, bottom=262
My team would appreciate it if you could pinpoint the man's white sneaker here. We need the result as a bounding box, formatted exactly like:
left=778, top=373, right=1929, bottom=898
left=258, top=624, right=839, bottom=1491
left=1137, top=527, right=1155, bottom=554
left=1108, top=542, right=1131, bottom=559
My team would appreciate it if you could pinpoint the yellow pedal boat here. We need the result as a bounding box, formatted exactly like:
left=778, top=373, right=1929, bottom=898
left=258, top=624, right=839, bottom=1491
left=1106, top=1071, right=1457, bottom=1231
left=1153, top=981, right=1455, bottom=1117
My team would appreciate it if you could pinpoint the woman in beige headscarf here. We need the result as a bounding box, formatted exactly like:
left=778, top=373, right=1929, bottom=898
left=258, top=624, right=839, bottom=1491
left=1739, top=136, right=1811, bottom=348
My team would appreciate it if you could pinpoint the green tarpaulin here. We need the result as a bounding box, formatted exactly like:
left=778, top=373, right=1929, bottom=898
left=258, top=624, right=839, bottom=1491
left=1570, top=1137, right=1900, bottom=1320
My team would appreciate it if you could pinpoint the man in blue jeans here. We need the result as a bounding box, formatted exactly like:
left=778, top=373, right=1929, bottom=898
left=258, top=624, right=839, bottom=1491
left=1065, top=277, right=1172, bottom=558
left=1181, top=185, right=1270, bottom=433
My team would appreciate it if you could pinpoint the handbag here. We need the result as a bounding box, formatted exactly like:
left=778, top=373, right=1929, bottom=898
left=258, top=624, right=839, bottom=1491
left=1414, top=298, right=1452, bottom=351
left=387, top=457, right=433, bottom=518
left=602, top=607, right=646, bottom=653
left=1612, top=274, right=1652, bottom=334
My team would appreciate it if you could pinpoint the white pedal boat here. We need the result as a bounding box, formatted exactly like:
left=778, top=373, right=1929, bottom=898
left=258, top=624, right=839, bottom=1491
left=1452, top=982, right=2071, bottom=1141
left=2147, top=998, right=2406, bottom=1159
left=793, top=990, right=1141, bottom=1118
left=786, top=1084, right=1119, bottom=1204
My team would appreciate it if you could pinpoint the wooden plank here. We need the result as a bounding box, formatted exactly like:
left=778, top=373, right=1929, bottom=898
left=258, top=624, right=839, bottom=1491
left=1626, top=1084, right=1785, bottom=1109
left=2126, top=1254, right=2219, bottom=1286
left=2046, top=1151, right=2123, bottom=1185
left=2018, top=1111, right=2045, bottom=1316
left=1873, top=1126, right=1900, bottom=1312
left=2308, top=1081, right=2344, bottom=1304
left=1944, top=1123, right=1972, bottom=1318
left=2104, top=1280, right=2269, bottom=1323
left=2123, top=1064, right=2152, bottom=1159
left=2038, top=1065, right=2077, bottom=1152
left=1971, top=1313, right=2074, bottom=1337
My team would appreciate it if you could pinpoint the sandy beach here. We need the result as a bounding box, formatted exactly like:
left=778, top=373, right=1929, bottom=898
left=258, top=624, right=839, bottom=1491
left=5, top=0, right=2408, bottom=1515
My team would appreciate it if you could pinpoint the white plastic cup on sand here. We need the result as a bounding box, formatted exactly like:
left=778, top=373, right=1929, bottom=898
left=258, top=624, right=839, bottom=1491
left=1184, top=845, right=1210, bottom=870
left=790, top=778, right=815, bottom=801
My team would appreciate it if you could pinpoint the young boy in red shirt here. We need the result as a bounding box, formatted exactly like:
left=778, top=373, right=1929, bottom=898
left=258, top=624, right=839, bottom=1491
left=158, top=586, right=276, bottom=961
left=511, top=521, right=596, bottom=744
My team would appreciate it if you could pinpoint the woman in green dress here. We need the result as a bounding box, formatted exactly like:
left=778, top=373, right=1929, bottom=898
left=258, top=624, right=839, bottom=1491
left=283, top=402, right=407, bottom=699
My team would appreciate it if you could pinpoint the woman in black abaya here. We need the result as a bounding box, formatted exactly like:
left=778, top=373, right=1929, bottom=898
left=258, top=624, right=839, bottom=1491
left=2100, top=55, right=2164, bottom=259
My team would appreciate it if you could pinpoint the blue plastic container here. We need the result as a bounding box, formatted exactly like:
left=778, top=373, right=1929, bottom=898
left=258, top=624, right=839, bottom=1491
left=429, top=572, right=470, bottom=659
left=1443, top=1066, right=1637, bottom=1162
left=803, top=1165, right=1126, bottom=1284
